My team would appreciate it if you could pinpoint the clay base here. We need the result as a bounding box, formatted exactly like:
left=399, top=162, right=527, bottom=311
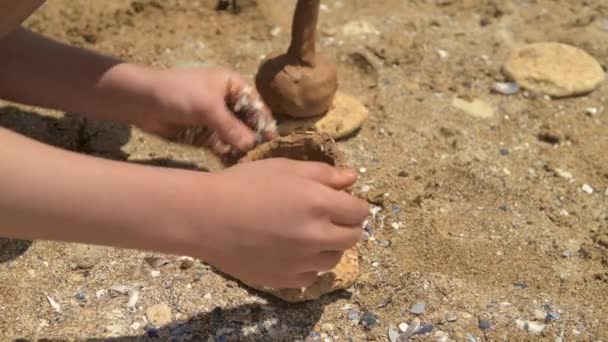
left=236, top=133, right=360, bottom=303
left=276, top=92, right=369, bottom=140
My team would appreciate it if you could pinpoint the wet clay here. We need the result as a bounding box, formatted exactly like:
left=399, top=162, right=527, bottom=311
left=255, top=0, right=338, bottom=119
left=237, top=133, right=360, bottom=302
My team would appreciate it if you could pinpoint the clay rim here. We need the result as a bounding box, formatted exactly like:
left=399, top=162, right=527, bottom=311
left=236, top=132, right=347, bottom=169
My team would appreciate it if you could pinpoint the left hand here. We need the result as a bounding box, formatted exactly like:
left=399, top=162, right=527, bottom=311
left=138, top=66, right=278, bottom=157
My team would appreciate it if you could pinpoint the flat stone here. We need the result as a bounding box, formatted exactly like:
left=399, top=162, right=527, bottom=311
left=146, top=303, right=172, bottom=327
left=410, top=302, right=426, bottom=315
left=503, top=42, right=605, bottom=98
left=277, top=92, right=369, bottom=140
left=451, top=98, right=495, bottom=119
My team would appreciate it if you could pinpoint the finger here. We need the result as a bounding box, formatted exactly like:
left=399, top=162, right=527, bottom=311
left=277, top=159, right=358, bottom=190
left=205, top=104, right=257, bottom=152
left=318, top=224, right=363, bottom=251
left=226, top=77, right=277, bottom=141
left=324, top=190, right=370, bottom=226
left=307, top=251, right=344, bottom=273
left=282, top=271, right=319, bottom=289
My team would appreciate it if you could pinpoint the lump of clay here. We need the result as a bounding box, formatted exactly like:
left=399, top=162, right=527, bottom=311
left=503, top=42, right=605, bottom=98
left=255, top=0, right=338, bottom=119
left=237, top=133, right=360, bottom=302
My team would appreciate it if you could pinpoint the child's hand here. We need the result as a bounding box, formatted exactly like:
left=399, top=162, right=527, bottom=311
left=183, top=158, right=369, bottom=289
left=139, top=66, right=278, bottom=156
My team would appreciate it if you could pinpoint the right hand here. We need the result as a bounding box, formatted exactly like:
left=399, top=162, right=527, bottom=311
left=188, top=158, right=369, bottom=289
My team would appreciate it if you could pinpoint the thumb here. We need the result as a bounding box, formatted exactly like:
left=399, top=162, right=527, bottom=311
left=285, top=160, right=358, bottom=190
left=206, top=105, right=257, bottom=152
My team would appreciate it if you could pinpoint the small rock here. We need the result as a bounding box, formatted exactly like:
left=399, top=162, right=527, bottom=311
left=75, top=291, right=87, bottom=302
left=360, top=311, right=378, bottom=328
left=546, top=311, right=561, bottom=321
left=398, top=323, right=408, bottom=332
left=270, top=26, right=281, bottom=37
left=503, top=42, right=605, bottom=97
left=150, top=270, right=161, bottom=277
left=108, top=284, right=130, bottom=297
left=127, top=289, right=140, bottom=308
left=585, top=107, right=599, bottom=116
left=379, top=240, right=391, bottom=248
left=144, top=324, right=160, bottom=338
left=516, top=319, right=545, bottom=334
left=514, top=281, right=528, bottom=289
left=582, top=184, right=594, bottom=194
left=445, top=312, right=457, bottom=322
left=533, top=309, right=547, bottom=321
left=398, top=171, right=409, bottom=178
left=145, top=256, right=170, bottom=269
left=436, top=332, right=450, bottom=342
left=359, top=167, right=367, bottom=174
left=492, top=82, right=520, bottom=95
left=347, top=310, right=360, bottom=321
left=499, top=148, right=510, bottom=156
left=46, top=296, right=61, bottom=313
left=466, top=334, right=478, bottom=342
left=499, top=203, right=508, bottom=211
left=321, top=323, right=334, bottom=332
left=478, top=320, right=493, bottom=331
left=410, top=302, right=426, bottom=315
left=452, top=98, right=495, bottom=119
left=388, top=326, right=400, bottom=342
left=416, top=324, right=433, bottom=335
left=106, top=323, right=127, bottom=337
left=146, top=303, right=172, bottom=327
left=555, top=168, right=573, bottom=180
left=402, top=318, right=420, bottom=339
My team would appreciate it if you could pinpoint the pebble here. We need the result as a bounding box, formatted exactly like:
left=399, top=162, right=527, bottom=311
left=388, top=326, right=400, bottom=342
left=145, top=256, right=170, bottom=269
left=451, top=98, right=495, bottom=119
left=417, top=324, right=433, bottom=335
left=503, top=42, right=605, bottom=97
left=150, top=270, right=161, bottom=277
left=399, top=323, right=409, bottom=332
left=492, top=82, right=520, bottom=95
left=555, top=168, right=573, bottom=180
left=359, top=311, right=378, bottom=328
left=467, top=334, right=478, bottom=342
left=146, top=303, right=172, bottom=327
left=321, top=323, right=334, bottom=332
left=582, top=184, right=594, bottom=194
left=127, top=289, right=140, bottom=308
left=410, top=302, right=426, bottom=315
left=359, top=167, right=367, bottom=174
left=347, top=310, right=360, bottom=321
left=546, top=311, right=561, bottom=321
left=478, top=320, right=493, bottom=331
left=46, top=296, right=61, bottom=313
left=106, top=323, right=127, bottom=337
left=499, top=148, right=510, bottom=156
left=75, top=291, right=87, bottom=302
left=109, top=284, right=130, bottom=297
left=402, top=318, right=420, bottom=339
left=516, top=319, right=545, bottom=335
left=445, top=312, right=457, bottom=322
left=533, top=309, right=547, bottom=321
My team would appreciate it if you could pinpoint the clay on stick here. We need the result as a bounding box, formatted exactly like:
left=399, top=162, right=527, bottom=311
left=255, top=0, right=338, bottom=119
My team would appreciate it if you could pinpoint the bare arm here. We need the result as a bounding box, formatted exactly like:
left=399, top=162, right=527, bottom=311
left=0, top=126, right=206, bottom=255
left=0, top=27, right=158, bottom=129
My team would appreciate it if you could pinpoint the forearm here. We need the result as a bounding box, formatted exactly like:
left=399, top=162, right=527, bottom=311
left=0, top=27, right=159, bottom=128
left=0, top=127, right=206, bottom=255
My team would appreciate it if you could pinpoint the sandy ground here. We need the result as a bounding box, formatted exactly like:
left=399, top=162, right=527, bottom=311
left=1, top=0, right=607, bottom=341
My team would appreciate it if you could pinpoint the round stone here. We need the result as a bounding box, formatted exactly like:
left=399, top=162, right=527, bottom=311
left=277, top=92, right=369, bottom=140
left=503, top=42, right=605, bottom=97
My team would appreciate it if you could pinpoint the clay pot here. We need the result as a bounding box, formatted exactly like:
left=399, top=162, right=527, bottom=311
left=255, top=0, right=338, bottom=119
